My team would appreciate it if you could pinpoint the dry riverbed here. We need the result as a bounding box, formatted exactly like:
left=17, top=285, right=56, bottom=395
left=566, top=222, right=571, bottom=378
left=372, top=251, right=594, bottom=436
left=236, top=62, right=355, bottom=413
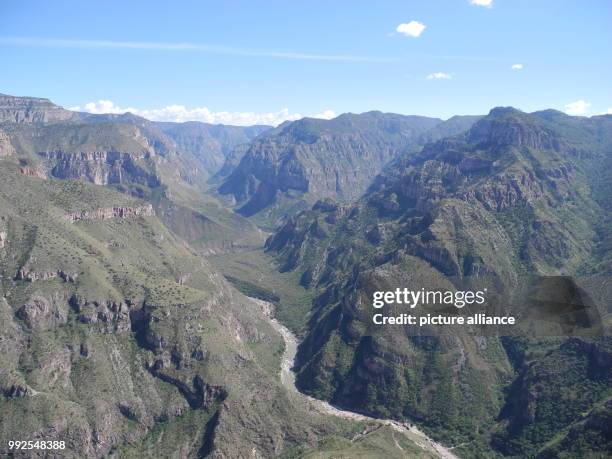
left=252, top=298, right=459, bottom=459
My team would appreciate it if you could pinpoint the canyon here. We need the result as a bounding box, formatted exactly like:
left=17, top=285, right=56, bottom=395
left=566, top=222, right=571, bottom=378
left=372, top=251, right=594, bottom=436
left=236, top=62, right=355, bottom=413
left=0, top=93, right=610, bottom=458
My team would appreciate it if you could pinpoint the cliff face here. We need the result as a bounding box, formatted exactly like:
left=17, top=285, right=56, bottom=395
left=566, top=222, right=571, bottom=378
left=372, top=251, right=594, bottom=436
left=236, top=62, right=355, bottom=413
left=0, top=94, right=271, bottom=188
left=0, top=93, right=268, bottom=255
left=265, top=107, right=612, bottom=453
left=39, top=150, right=161, bottom=187
left=0, top=130, right=15, bottom=157
left=0, top=94, right=77, bottom=123
left=1, top=120, right=164, bottom=189
left=157, top=121, right=269, bottom=178
left=65, top=204, right=154, bottom=222
left=269, top=108, right=603, bottom=282
left=219, top=112, right=446, bottom=217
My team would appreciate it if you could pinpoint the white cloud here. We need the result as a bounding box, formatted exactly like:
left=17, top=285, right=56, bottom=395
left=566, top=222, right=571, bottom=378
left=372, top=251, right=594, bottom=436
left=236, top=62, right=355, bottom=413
left=396, top=21, right=426, bottom=38
left=511, top=63, right=524, bottom=70
left=74, top=100, right=138, bottom=114
left=470, top=0, right=493, bottom=7
left=606, top=108, right=612, bottom=115
left=313, top=109, right=337, bottom=120
left=70, top=100, right=337, bottom=126
left=426, top=72, right=453, bottom=80
left=564, top=100, right=591, bottom=116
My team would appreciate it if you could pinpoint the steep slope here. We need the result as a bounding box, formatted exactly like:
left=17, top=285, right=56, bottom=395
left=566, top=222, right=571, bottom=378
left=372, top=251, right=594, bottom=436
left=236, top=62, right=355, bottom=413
left=266, top=108, right=612, bottom=455
left=0, top=93, right=77, bottom=123
left=212, top=123, right=289, bottom=183
left=0, top=93, right=270, bottom=184
left=415, top=115, right=483, bottom=145
left=4, top=121, right=162, bottom=187
left=157, top=121, right=269, bottom=179
left=0, top=161, right=356, bottom=458
left=0, top=94, right=267, bottom=252
left=218, top=112, right=444, bottom=220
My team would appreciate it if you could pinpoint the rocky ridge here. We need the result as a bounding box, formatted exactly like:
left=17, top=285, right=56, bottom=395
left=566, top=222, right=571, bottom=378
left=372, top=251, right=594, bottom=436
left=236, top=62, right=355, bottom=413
left=65, top=204, right=154, bottom=222
left=0, top=93, right=77, bottom=123
left=219, top=112, right=448, bottom=218
left=265, top=107, right=612, bottom=455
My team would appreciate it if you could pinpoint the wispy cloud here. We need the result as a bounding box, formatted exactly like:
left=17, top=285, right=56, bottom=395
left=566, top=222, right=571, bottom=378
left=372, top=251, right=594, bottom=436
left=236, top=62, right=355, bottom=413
left=426, top=72, right=452, bottom=80
left=70, top=100, right=336, bottom=126
left=396, top=21, right=426, bottom=38
left=470, top=0, right=493, bottom=7
left=0, top=36, right=395, bottom=63
left=0, top=36, right=519, bottom=64
left=511, top=63, right=524, bottom=70
left=564, top=100, right=590, bottom=116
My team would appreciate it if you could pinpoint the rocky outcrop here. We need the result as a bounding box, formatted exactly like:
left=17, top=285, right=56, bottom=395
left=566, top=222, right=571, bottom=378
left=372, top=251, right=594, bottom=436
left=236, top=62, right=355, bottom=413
left=147, top=366, right=227, bottom=409
left=69, top=295, right=133, bottom=333
left=65, top=204, right=154, bottom=222
left=40, top=150, right=152, bottom=161
left=19, top=165, right=46, bottom=178
left=3, top=383, right=32, bottom=398
left=0, top=130, right=15, bottom=156
left=219, top=112, right=444, bottom=216
left=467, top=107, right=562, bottom=151
left=466, top=170, right=545, bottom=211
left=0, top=93, right=76, bottom=123
left=15, top=295, right=69, bottom=330
left=39, top=150, right=160, bottom=186
left=15, top=267, right=78, bottom=282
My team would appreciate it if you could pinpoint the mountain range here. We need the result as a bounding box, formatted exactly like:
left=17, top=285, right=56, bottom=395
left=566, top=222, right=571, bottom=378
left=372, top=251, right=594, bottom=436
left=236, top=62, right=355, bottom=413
left=218, top=111, right=482, bottom=225
left=0, top=93, right=610, bottom=458
left=265, top=106, right=612, bottom=457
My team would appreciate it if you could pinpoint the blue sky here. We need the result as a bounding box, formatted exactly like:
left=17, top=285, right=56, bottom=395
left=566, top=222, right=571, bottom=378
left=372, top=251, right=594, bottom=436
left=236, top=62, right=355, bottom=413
left=1, top=0, right=610, bottom=125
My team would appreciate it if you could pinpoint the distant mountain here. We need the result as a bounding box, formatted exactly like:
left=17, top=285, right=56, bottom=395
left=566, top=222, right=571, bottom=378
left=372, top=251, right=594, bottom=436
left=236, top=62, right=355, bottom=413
left=219, top=112, right=484, bottom=221
left=0, top=93, right=271, bottom=251
left=0, top=93, right=270, bottom=179
left=416, top=114, right=483, bottom=144
left=156, top=121, right=269, bottom=179
left=211, top=123, right=287, bottom=183
left=265, top=107, right=612, bottom=456
left=0, top=93, right=77, bottom=123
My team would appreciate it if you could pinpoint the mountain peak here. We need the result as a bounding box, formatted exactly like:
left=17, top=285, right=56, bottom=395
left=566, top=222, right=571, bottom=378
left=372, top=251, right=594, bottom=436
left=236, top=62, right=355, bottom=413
left=487, top=106, right=524, bottom=117
left=0, top=93, right=76, bottom=123
left=467, top=107, right=560, bottom=150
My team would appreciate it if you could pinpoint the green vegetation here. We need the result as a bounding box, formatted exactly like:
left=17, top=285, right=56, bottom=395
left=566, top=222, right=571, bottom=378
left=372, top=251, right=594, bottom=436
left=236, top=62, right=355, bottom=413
left=265, top=108, right=612, bottom=457
left=1, top=95, right=611, bottom=457
left=208, top=249, right=315, bottom=336
left=0, top=161, right=359, bottom=457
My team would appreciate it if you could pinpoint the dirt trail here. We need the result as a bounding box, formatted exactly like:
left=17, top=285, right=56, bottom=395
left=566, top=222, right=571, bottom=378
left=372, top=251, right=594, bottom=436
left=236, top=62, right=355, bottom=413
left=253, top=298, right=459, bottom=459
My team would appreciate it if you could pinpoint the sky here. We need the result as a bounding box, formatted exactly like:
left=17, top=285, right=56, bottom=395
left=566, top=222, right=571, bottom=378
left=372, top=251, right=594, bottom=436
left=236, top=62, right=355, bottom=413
left=1, top=0, right=611, bottom=125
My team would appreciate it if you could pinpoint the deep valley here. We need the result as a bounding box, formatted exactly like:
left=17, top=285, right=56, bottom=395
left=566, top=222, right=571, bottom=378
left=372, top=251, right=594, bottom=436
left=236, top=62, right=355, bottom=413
left=0, top=93, right=610, bottom=459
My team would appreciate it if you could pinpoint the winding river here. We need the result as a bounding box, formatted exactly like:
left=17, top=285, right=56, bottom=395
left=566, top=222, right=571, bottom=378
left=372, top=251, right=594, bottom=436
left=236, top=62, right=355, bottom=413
left=253, top=298, right=459, bottom=459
